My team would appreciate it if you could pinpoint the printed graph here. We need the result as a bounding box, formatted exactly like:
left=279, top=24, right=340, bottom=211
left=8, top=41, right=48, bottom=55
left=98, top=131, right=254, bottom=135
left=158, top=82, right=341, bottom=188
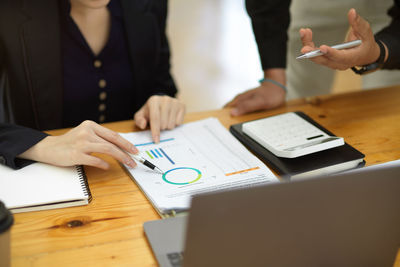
left=134, top=138, right=175, bottom=147
left=143, top=148, right=175, bottom=165
left=162, top=167, right=202, bottom=185
left=120, top=118, right=278, bottom=212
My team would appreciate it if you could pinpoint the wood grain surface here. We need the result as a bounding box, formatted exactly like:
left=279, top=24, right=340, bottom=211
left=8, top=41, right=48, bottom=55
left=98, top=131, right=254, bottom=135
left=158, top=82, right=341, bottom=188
left=11, top=86, right=400, bottom=266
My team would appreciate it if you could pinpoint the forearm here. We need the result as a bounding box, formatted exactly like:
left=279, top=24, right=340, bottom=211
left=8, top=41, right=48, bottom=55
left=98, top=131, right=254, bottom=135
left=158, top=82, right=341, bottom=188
left=374, top=1, right=400, bottom=69
left=246, top=0, right=291, bottom=69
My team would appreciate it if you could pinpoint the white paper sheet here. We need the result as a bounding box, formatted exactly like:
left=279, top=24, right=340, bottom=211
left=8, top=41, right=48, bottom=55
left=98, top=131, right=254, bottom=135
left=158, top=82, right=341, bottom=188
left=121, top=118, right=278, bottom=214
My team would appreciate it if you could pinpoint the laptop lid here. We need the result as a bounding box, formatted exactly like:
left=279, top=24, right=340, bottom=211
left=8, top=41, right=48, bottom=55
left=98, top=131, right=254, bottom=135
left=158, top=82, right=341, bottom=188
left=183, top=166, right=400, bottom=267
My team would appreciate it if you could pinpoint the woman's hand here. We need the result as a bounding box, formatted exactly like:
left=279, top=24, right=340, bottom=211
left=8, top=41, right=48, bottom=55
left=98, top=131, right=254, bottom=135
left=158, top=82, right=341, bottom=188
left=134, top=95, right=186, bottom=143
left=19, top=120, right=138, bottom=170
left=299, top=8, right=386, bottom=70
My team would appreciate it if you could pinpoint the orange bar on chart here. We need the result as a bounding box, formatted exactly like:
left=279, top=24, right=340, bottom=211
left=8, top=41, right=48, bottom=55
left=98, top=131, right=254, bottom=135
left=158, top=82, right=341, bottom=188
left=225, top=167, right=260, bottom=176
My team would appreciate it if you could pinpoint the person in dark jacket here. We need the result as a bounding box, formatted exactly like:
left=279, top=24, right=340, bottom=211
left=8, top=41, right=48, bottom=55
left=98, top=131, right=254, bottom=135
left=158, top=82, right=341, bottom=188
left=0, top=0, right=185, bottom=170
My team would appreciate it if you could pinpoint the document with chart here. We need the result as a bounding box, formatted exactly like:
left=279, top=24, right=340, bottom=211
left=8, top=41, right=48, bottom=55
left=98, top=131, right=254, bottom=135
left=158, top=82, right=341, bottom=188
left=120, top=118, right=278, bottom=216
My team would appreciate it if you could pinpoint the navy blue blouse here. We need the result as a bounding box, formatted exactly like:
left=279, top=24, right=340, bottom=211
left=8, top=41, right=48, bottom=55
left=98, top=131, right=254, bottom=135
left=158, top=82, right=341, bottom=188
left=60, top=0, right=135, bottom=127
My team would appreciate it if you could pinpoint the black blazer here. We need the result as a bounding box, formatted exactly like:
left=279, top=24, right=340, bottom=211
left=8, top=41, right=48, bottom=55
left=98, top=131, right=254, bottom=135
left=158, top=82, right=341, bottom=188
left=0, top=0, right=177, bottom=168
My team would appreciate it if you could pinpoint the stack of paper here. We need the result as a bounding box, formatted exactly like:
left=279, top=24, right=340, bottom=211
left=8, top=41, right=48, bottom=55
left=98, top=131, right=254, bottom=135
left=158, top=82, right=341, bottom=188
left=121, top=118, right=278, bottom=217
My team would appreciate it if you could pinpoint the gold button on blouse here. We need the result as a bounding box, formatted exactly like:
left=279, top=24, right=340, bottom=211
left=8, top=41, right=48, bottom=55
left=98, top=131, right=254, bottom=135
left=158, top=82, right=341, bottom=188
left=99, top=92, right=107, bottom=101
left=99, top=115, right=106, bottom=123
left=98, top=103, right=106, bottom=112
left=94, top=60, right=102, bottom=68
left=99, top=79, right=107, bottom=88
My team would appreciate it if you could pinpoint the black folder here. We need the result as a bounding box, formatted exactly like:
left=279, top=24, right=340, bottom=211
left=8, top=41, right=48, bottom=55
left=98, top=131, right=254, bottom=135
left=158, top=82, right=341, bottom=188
left=229, top=111, right=365, bottom=178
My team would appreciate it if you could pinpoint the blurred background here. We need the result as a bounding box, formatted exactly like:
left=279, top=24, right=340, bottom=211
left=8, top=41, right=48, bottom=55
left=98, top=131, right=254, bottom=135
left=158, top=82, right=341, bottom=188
left=166, top=0, right=361, bottom=113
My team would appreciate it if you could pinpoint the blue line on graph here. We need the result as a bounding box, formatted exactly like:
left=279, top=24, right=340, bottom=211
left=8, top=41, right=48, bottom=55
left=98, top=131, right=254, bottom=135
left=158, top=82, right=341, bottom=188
left=155, top=149, right=163, bottom=157
left=159, top=148, right=175, bottom=165
left=150, top=150, right=158, bottom=158
left=134, top=138, right=175, bottom=147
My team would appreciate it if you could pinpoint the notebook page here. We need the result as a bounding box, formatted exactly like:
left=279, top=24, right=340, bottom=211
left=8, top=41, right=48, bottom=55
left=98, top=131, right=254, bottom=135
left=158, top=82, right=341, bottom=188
left=0, top=163, right=87, bottom=209
left=121, top=117, right=278, bottom=214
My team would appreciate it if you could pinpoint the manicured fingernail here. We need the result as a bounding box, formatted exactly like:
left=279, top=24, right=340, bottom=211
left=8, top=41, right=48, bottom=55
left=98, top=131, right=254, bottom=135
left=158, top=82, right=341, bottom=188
left=126, top=159, right=135, bottom=168
left=131, top=144, right=138, bottom=154
left=103, top=162, right=110, bottom=170
left=231, top=108, right=239, bottom=116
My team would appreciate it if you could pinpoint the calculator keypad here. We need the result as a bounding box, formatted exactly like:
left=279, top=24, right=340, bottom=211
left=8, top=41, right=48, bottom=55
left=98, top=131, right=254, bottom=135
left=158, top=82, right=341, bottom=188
left=243, top=113, right=327, bottom=151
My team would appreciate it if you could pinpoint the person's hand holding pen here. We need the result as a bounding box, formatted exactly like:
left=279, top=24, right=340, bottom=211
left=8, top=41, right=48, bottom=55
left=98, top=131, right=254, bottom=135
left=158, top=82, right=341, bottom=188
left=19, top=120, right=164, bottom=172
left=299, top=8, right=388, bottom=70
left=18, top=121, right=140, bottom=170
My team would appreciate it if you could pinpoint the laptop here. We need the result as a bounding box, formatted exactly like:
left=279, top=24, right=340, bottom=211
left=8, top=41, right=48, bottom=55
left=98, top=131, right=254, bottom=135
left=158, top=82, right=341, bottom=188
left=144, top=165, right=400, bottom=267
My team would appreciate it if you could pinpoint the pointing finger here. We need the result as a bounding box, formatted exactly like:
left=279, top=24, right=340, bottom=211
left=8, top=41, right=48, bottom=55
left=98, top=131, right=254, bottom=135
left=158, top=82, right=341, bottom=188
left=149, top=98, right=161, bottom=143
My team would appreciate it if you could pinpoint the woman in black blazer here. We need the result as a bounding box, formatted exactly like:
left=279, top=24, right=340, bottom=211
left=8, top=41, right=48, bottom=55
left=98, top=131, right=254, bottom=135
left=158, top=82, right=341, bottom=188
left=0, top=0, right=185, bottom=169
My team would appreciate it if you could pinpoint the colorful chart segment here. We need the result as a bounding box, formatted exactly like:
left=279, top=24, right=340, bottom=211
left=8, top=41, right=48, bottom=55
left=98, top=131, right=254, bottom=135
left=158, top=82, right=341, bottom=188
left=225, top=167, right=260, bottom=176
left=143, top=148, right=175, bottom=165
left=134, top=138, right=175, bottom=147
left=162, top=167, right=202, bottom=185
left=159, top=148, right=175, bottom=164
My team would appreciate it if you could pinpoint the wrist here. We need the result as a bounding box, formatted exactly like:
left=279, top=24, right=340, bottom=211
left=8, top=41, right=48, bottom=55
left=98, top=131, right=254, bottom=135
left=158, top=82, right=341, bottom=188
left=259, top=78, right=287, bottom=93
left=371, top=41, right=381, bottom=64
left=263, top=68, right=286, bottom=86
left=18, top=136, right=54, bottom=162
left=351, top=38, right=386, bottom=75
left=381, top=41, right=389, bottom=63
left=261, top=68, right=287, bottom=93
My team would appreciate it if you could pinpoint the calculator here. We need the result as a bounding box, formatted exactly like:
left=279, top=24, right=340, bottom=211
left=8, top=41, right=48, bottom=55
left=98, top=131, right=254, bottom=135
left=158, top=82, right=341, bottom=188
left=242, top=112, right=344, bottom=158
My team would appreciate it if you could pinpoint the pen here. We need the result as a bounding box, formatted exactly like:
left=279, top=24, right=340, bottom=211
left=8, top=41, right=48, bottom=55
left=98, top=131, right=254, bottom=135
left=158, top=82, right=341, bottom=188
left=129, top=153, right=164, bottom=174
left=296, top=39, right=362, bottom=59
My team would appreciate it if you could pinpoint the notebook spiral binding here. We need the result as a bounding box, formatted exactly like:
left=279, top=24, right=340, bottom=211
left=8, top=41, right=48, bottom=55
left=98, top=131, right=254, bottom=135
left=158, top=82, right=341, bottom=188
left=76, top=165, right=93, bottom=202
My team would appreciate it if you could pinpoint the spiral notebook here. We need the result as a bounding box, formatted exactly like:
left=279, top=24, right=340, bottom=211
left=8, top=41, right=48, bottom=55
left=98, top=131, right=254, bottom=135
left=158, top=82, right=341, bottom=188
left=0, top=163, right=92, bottom=213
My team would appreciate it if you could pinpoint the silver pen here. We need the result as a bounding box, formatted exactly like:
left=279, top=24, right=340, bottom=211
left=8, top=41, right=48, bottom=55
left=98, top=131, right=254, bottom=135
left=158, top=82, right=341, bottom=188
left=296, top=39, right=362, bottom=59
left=129, top=153, right=164, bottom=174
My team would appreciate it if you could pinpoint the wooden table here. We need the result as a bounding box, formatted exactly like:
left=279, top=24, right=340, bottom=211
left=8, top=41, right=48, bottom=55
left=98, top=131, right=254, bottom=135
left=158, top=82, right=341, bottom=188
left=11, top=86, right=400, bottom=266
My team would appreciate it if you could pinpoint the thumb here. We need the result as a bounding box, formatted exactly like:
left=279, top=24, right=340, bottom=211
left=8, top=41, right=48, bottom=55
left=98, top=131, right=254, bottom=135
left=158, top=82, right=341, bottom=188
left=348, top=8, right=371, bottom=40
